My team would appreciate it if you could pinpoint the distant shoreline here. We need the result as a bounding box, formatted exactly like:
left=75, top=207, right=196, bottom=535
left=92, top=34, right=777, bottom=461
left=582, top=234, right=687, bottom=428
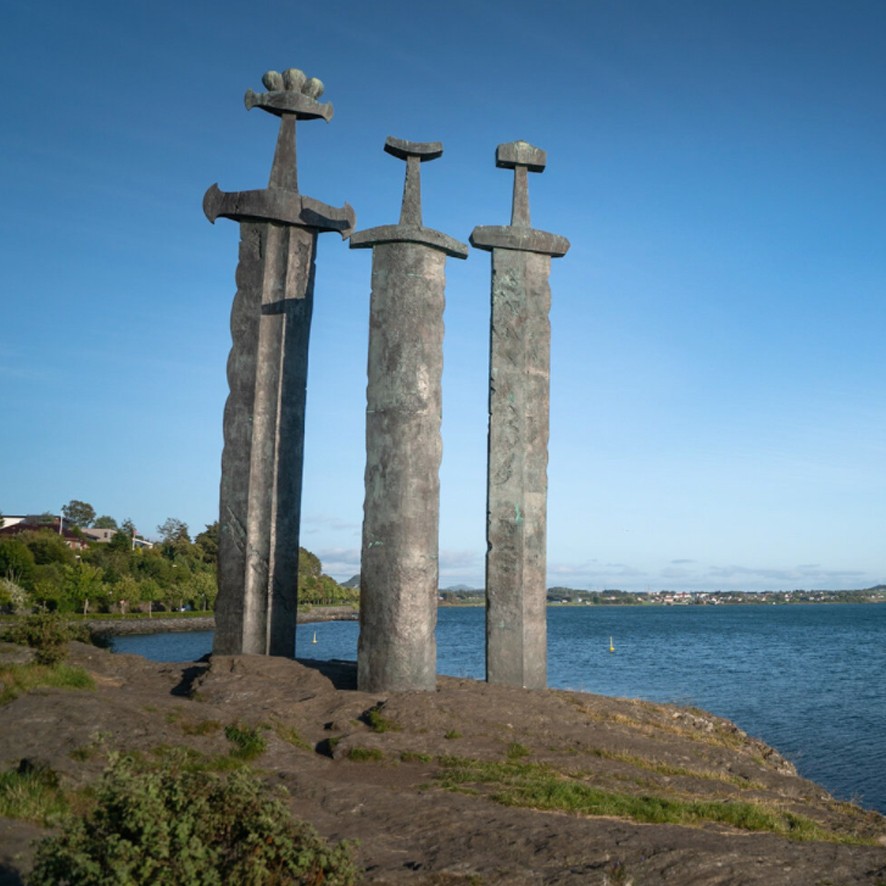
left=86, top=606, right=358, bottom=638
left=82, top=594, right=886, bottom=639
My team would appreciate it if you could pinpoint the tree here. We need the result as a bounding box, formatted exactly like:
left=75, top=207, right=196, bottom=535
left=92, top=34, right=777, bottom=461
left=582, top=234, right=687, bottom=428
left=0, top=578, right=30, bottom=614
left=19, top=530, right=75, bottom=567
left=137, top=578, right=163, bottom=617
left=185, top=570, right=217, bottom=612
left=156, top=517, right=192, bottom=562
left=111, top=575, right=140, bottom=615
left=93, top=515, right=118, bottom=530
left=108, top=530, right=133, bottom=553
left=194, top=522, right=219, bottom=564
left=296, top=547, right=357, bottom=606
left=62, top=500, right=96, bottom=528
left=62, top=562, right=106, bottom=615
left=298, top=547, right=322, bottom=589
left=32, top=565, right=66, bottom=612
left=157, top=517, right=190, bottom=544
left=0, top=539, right=36, bottom=590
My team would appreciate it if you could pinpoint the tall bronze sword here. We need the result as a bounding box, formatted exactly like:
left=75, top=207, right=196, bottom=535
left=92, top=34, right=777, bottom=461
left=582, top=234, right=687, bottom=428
left=350, top=138, right=468, bottom=691
left=204, top=69, right=354, bottom=656
left=471, top=141, right=569, bottom=688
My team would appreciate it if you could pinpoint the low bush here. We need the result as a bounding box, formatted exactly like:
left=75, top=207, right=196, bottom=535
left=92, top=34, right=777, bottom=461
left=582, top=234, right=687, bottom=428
left=224, top=722, right=266, bottom=760
left=10, top=612, right=72, bottom=665
left=29, top=754, right=358, bottom=885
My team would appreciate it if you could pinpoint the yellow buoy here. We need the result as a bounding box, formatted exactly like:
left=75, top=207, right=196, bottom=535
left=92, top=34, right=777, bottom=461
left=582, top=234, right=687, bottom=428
left=609, top=636, right=615, bottom=653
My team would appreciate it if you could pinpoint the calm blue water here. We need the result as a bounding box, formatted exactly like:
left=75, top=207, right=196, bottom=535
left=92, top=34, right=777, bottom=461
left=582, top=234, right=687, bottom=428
left=112, top=603, right=886, bottom=814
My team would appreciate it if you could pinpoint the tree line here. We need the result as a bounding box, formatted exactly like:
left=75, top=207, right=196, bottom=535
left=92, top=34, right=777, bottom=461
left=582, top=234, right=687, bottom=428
left=0, top=500, right=356, bottom=616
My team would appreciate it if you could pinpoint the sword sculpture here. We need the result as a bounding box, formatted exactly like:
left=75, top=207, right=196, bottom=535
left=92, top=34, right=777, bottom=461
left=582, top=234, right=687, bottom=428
left=471, top=141, right=569, bottom=688
left=204, top=69, right=354, bottom=657
left=350, top=137, right=468, bottom=691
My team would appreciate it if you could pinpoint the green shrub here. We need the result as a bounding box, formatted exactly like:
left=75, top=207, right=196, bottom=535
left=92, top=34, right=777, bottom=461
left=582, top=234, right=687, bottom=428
left=224, top=722, right=266, bottom=760
left=11, top=612, right=72, bottom=665
left=29, top=754, right=357, bottom=885
left=0, top=578, right=30, bottom=615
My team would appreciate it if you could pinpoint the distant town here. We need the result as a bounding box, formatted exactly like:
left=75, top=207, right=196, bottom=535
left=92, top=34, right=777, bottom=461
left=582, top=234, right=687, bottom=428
left=440, top=586, right=886, bottom=606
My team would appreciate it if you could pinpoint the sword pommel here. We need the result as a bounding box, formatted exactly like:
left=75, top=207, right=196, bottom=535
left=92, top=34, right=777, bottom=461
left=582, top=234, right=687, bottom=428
left=384, top=137, right=443, bottom=162
left=243, top=68, right=334, bottom=122
left=496, top=141, right=546, bottom=172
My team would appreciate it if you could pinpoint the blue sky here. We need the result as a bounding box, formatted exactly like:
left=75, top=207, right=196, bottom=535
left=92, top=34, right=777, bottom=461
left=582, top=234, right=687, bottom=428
left=3, top=0, right=885, bottom=591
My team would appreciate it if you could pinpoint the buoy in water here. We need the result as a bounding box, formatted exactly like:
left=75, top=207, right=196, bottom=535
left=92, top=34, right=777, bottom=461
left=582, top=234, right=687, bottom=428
left=609, top=636, right=615, bottom=653
left=312, top=630, right=318, bottom=645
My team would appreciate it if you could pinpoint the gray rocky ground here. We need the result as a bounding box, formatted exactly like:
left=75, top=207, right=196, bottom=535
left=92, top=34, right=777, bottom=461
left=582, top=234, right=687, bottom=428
left=1, top=639, right=885, bottom=885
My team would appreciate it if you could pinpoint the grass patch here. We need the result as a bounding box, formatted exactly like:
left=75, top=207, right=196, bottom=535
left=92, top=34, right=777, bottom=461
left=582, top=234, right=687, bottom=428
left=0, top=762, right=68, bottom=825
left=346, top=747, right=384, bottom=763
left=400, top=752, right=432, bottom=763
left=69, top=733, right=109, bottom=763
left=444, top=730, right=462, bottom=740
left=181, top=719, right=221, bottom=737
left=587, top=747, right=767, bottom=790
left=273, top=722, right=312, bottom=751
left=506, top=742, right=530, bottom=760
left=0, top=662, right=95, bottom=705
left=435, top=756, right=865, bottom=843
left=363, top=704, right=400, bottom=734
left=148, top=744, right=249, bottom=774
left=224, top=724, right=267, bottom=760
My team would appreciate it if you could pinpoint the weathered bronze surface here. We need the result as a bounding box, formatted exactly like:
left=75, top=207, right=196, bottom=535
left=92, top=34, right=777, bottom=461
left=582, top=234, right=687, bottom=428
left=351, top=137, right=467, bottom=691
left=471, top=141, right=569, bottom=688
left=206, top=69, right=354, bottom=657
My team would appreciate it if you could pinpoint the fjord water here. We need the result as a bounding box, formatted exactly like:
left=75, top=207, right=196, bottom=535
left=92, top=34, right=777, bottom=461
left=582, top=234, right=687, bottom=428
left=113, top=602, right=886, bottom=814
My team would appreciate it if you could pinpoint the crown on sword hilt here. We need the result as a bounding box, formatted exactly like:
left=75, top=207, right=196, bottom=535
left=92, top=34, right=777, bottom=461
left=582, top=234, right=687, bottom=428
left=244, top=68, right=334, bottom=121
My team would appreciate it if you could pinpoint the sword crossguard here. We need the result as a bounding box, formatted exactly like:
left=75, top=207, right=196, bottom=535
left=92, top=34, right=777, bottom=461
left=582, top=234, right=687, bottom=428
left=495, top=141, right=546, bottom=228
left=470, top=141, right=569, bottom=257
left=204, top=68, right=355, bottom=238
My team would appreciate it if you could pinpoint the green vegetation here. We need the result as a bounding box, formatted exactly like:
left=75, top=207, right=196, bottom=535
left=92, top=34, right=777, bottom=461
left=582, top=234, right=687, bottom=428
left=0, top=761, right=68, bottom=826
left=363, top=704, right=400, bottom=733
left=505, top=742, right=530, bottom=760
left=399, top=752, right=432, bottom=763
left=0, top=661, right=94, bottom=705
left=273, top=722, right=313, bottom=752
left=346, top=747, right=384, bottom=762
left=224, top=723, right=267, bottom=760
left=435, top=756, right=867, bottom=843
left=29, top=755, right=357, bottom=885
left=0, top=500, right=357, bottom=619
left=7, top=611, right=85, bottom=665
left=297, top=547, right=358, bottom=607
left=179, top=718, right=221, bottom=737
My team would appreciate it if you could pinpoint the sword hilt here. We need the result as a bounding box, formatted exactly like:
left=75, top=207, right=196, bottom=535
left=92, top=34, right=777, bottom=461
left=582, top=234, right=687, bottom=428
left=496, top=141, right=546, bottom=228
